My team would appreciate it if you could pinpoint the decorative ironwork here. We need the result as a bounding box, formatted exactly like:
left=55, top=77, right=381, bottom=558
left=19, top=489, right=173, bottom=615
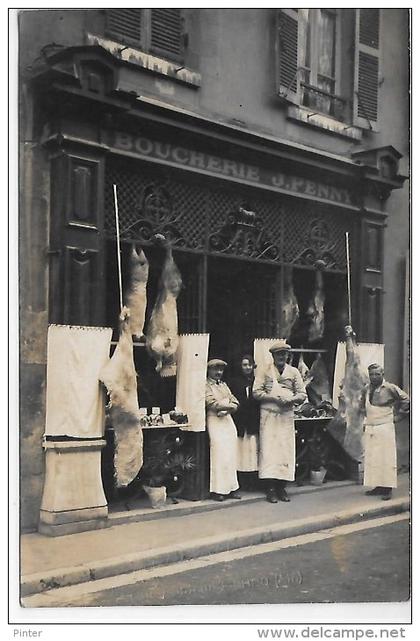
left=105, top=158, right=352, bottom=271
left=208, top=203, right=281, bottom=260
left=119, top=184, right=186, bottom=246
left=292, top=218, right=338, bottom=269
left=104, top=159, right=207, bottom=250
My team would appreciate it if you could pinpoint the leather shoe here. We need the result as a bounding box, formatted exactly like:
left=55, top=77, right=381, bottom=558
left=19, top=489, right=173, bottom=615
left=278, top=488, right=290, bottom=502
left=382, top=491, right=392, bottom=501
left=230, top=491, right=242, bottom=499
left=266, top=489, right=278, bottom=504
left=211, top=493, right=225, bottom=502
left=365, top=487, right=382, bottom=496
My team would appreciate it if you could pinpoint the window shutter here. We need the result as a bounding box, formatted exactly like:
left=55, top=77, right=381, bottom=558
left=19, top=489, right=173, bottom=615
left=106, top=9, right=142, bottom=47
left=276, top=9, right=299, bottom=104
left=353, top=9, right=381, bottom=131
left=150, top=8, right=184, bottom=62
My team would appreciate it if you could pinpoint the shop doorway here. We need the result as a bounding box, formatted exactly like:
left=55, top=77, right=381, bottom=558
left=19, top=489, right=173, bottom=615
left=207, top=257, right=278, bottom=372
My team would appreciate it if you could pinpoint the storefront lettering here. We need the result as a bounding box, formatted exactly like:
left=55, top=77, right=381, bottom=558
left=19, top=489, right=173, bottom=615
left=113, top=132, right=354, bottom=206
left=189, top=150, right=207, bottom=169
left=154, top=142, right=171, bottom=160
left=172, top=147, right=189, bottom=164
left=206, top=155, right=222, bottom=172
left=134, top=137, right=154, bottom=155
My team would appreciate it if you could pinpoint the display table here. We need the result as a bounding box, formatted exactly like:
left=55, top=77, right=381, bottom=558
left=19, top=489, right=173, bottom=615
left=294, top=417, right=353, bottom=484
left=102, top=425, right=210, bottom=502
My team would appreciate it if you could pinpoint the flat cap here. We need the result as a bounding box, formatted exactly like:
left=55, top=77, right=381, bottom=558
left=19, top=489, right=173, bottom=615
left=207, top=358, right=228, bottom=368
left=269, top=340, right=292, bottom=353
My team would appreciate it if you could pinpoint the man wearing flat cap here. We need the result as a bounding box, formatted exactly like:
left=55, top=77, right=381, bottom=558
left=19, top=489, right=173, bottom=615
left=253, top=340, right=307, bottom=503
left=205, top=358, right=241, bottom=501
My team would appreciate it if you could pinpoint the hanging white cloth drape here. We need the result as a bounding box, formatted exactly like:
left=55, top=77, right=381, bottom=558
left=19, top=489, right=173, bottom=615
left=253, top=338, right=280, bottom=386
left=45, top=324, right=113, bottom=438
left=176, top=333, right=209, bottom=432
left=332, top=342, right=384, bottom=408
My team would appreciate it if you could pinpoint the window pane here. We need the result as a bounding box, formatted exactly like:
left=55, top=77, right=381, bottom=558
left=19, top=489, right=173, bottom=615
left=312, top=10, right=336, bottom=115
left=318, top=10, right=335, bottom=80
left=300, top=9, right=311, bottom=69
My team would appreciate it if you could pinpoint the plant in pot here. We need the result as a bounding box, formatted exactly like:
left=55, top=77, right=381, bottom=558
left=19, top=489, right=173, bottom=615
left=308, top=425, right=330, bottom=486
left=138, top=433, right=196, bottom=508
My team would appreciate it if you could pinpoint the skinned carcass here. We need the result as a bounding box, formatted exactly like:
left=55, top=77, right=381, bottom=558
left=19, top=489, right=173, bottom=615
left=306, top=352, right=331, bottom=405
left=125, top=245, right=149, bottom=339
left=297, top=352, right=313, bottom=388
left=281, top=267, right=299, bottom=339
left=328, top=325, right=368, bottom=461
left=146, top=237, right=183, bottom=377
left=307, top=270, right=325, bottom=342
left=99, top=306, right=143, bottom=487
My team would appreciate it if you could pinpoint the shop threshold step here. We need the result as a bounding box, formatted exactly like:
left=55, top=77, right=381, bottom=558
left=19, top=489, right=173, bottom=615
left=107, top=480, right=356, bottom=526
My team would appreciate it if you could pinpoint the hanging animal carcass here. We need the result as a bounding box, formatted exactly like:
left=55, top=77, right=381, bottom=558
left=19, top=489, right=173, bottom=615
left=297, top=352, right=313, bottom=388
left=328, top=325, right=368, bottom=462
left=100, top=307, right=143, bottom=487
left=307, top=270, right=325, bottom=343
left=125, top=245, right=149, bottom=339
left=146, top=236, right=183, bottom=377
left=281, top=267, right=299, bottom=339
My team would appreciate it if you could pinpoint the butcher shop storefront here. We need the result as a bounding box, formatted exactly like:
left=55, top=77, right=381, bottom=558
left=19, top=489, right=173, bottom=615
left=36, top=49, right=405, bottom=532
left=95, top=129, right=359, bottom=507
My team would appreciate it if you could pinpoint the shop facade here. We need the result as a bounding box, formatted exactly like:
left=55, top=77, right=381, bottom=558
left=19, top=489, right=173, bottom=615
left=19, top=9, right=409, bottom=531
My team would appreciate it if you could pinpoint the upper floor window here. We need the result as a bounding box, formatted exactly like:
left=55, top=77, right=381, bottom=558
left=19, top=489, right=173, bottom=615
left=300, top=9, right=338, bottom=117
left=276, top=8, right=381, bottom=132
left=106, top=8, right=185, bottom=63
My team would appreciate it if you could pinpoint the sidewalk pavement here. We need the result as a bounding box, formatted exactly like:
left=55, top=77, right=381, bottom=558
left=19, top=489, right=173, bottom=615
left=21, top=474, right=410, bottom=599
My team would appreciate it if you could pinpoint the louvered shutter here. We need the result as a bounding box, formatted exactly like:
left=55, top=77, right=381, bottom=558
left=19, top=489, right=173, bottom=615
left=276, top=9, right=299, bottom=104
left=353, top=8, right=381, bottom=131
left=106, top=9, right=142, bottom=47
left=150, top=8, right=184, bottom=62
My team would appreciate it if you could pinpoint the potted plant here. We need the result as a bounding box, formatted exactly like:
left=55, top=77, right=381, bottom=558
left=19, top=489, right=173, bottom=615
left=138, top=433, right=196, bottom=508
left=308, top=424, right=330, bottom=486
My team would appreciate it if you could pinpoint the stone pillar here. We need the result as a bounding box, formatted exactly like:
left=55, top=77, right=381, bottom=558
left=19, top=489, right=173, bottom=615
left=39, top=439, right=108, bottom=536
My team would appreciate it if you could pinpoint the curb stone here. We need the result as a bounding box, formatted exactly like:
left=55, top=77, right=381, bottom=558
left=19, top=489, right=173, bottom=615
left=21, top=496, right=409, bottom=598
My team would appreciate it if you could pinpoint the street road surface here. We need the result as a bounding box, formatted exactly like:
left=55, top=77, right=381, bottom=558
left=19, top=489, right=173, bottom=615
left=23, top=514, right=409, bottom=607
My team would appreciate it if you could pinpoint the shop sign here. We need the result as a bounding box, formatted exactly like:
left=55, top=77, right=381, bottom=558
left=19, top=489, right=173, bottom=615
left=113, top=132, right=355, bottom=207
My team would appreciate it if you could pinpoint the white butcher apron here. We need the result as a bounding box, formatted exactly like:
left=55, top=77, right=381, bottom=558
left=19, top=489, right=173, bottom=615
left=207, top=412, right=239, bottom=494
left=363, top=396, right=397, bottom=488
left=237, top=434, right=259, bottom=472
left=258, top=377, right=295, bottom=482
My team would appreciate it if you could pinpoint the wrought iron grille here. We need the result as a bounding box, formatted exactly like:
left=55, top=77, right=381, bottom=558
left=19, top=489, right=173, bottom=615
left=283, top=198, right=353, bottom=270
left=104, top=159, right=208, bottom=250
left=104, top=157, right=353, bottom=272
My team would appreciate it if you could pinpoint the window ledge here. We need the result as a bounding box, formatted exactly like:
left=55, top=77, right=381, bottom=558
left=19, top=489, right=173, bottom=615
left=86, top=33, right=201, bottom=88
left=287, top=105, right=363, bottom=141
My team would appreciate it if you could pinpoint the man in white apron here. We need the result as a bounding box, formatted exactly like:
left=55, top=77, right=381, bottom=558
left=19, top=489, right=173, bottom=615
left=363, top=363, right=410, bottom=501
left=205, top=359, right=241, bottom=502
left=253, top=341, right=307, bottom=503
